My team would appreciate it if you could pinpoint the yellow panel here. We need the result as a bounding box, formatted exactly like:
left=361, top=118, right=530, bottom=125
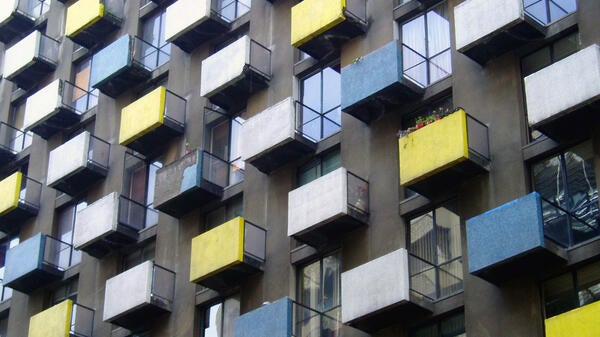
left=119, top=86, right=166, bottom=146
left=28, top=299, right=72, bottom=337
left=189, top=216, right=245, bottom=283
left=545, top=301, right=600, bottom=337
left=66, top=0, right=105, bottom=37
left=398, top=109, right=469, bottom=186
left=0, top=172, right=22, bottom=216
left=291, top=0, right=346, bottom=47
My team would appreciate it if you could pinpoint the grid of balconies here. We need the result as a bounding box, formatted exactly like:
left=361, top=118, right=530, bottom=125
left=0, top=172, right=41, bottom=233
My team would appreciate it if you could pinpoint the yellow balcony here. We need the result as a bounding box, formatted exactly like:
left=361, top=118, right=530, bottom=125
left=398, top=109, right=490, bottom=196
left=65, top=0, right=122, bottom=48
left=545, top=301, right=600, bottom=337
left=190, top=217, right=265, bottom=291
left=291, top=0, right=366, bottom=59
left=120, top=86, right=186, bottom=155
left=29, top=299, right=94, bottom=337
left=0, top=172, right=41, bottom=233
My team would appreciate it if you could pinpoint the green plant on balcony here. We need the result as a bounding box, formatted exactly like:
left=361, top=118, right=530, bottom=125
left=397, top=105, right=460, bottom=138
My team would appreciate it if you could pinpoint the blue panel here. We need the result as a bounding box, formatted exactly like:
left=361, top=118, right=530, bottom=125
left=341, top=41, right=403, bottom=110
left=466, top=193, right=545, bottom=274
left=180, top=150, right=202, bottom=192
left=4, top=233, right=43, bottom=284
left=90, top=35, right=131, bottom=89
left=234, top=297, right=292, bottom=337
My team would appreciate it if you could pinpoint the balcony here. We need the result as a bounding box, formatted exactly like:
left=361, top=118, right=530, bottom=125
left=233, top=297, right=369, bottom=337
left=341, top=249, right=433, bottom=331
left=545, top=301, right=600, bottom=337
left=66, top=0, right=122, bottom=48
left=154, top=150, right=232, bottom=218
left=24, top=79, right=97, bottom=139
left=29, top=300, right=94, bottom=337
left=525, top=45, right=600, bottom=141
left=120, top=86, right=186, bottom=155
left=74, top=193, right=149, bottom=258
left=103, top=261, right=175, bottom=331
left=165, top=0, right=229, bottom=53
left=341, top=41, right=424, bottom=124
left=288, top=167, right=369, bottom=246
left=90, top=35, right=166, bottom=97
left=454, top=0, right=545, bottom=65
left=190, top=217, right=265, bottom=290
left=241, top=97, right=316, bottom=173
left=291, top=0, right=367, bottom=59
left=200, top=35, right=270, bottom=113
left=398, top=109, right=490, bottom=197
left=0, top=172, right=41, bottom=233
left=47, top=131, right=110, bottom=196
left=465, top=192, right=580, bottom=283
left=0, top=122, right=29, bottom=166
left=2, top=30, right=59, bottom=89
left=0, top=0, right=48, bottom=43
left=4, top=233, right=75, bottom=293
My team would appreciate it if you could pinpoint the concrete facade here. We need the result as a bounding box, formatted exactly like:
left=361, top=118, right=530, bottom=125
left=0, top=0, right=599, bottom=337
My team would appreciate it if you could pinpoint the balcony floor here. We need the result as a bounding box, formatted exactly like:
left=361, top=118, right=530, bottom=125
left=94, top=64, right=151, bottom=98
left=155, top=180, right=223, bottom=218
left=125, top=119, right=184, bottom=156
left=0, top=14, right=35, bottom=43
left=108, top=301, right=171, bottom=332
left=69, top=14, right=121, bottom=49
left=195, top=255, right=262, bottom=291
left=297, top=18, right=366, bottom=60
left=248, top=135, right=316, bottom=174
left=49, top=163, right=108, bottom=196
left=170, top=17, right=229, bottom=53
left=30, top=106, right=80, bottom=139
left=293, top=212, right=368, bottom=247
left=78, top=224, right=139, bottom=258
left=0, top=203, right=38, bottom=234
left=5, top=264, right=64, bottom=294
left=8, top=59, right=57, bottom=90
left=207, top=69, right=269, bottom=114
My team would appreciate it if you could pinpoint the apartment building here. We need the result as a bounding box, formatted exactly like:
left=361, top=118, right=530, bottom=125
left=0, top=0, right=598, bottom=336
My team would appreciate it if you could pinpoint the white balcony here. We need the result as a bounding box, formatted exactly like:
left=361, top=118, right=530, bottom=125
left=2, top=30, right=58, bottom=89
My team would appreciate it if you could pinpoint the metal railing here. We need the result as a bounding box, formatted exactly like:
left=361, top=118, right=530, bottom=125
left=243, top=220, right=266, bottom=263
left=18, top=175, right=42, bottom=212
left=292, top=301, right=369, bottom=337
left=541, top=196, right=600, bottom=248
left=295, top=101, right=341, bottom=143
left=15, top=0, right=50, bottom=20
left=132, top=36, right=170, bottom=71
left=347, top=171, right=369, bottom=217
left=61, top=81, right=98, bottom=114
left=164, top=89, right=186, bottom=130
left=409, top=253, right=463, bottom=301
left=200, top=150, right=233, bottom=188
left=466, top=113, right=491, bottom=161
left=42, top=235, right=78, bottom=271
left=217, top=0, right=251, bottom=22
left=118, top=195, right=147, bottom=232
left=70, top=302, right=94, bottom=337
left=87, top=135, right=110, bottom=171
left=248, top=39, right=271, bottom=81
left=150, top=263, right=176, bottom=308
left=0, top=122, right=29, bottom=155
left=37, top=33, right=60, bottom=66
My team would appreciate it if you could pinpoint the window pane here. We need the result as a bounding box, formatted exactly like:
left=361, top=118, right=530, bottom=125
left=302, top=72, right=322, bottom=112
left=322, top=67, right=340, bottom=113
left=440, top=312, right=466, bottom=337
left=298, top=159, right=320, bottom=186
left=321, top=150, right=341, bottom=176
left=321, top=254, right=340, bottom=312
left=435, top=207, right=461, bottom=263
left=576, top=261, right=600, bottom=307
left=429, top=49, right=451, bottom=84
left=426, top=4, right=450, bottom=57
left=203, top=303, right=223, bottom=337
left=403, top=15, right=426, bottom=56
left=544, top=272, right=577, bottom=318
left=410, top=212, right=436, bottom=264
left=299, top=260, right=321, bottom=310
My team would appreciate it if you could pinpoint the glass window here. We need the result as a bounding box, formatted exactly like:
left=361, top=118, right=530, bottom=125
left=51, top=277, right=79, bottom=305
left=122, top=240, right=156, bottom=271
left=532, top=141, right=599, bottom=246
left=297, top=149, right=341, bottom=186
left=543, top=260, right=600, bottom=318
left=198, top=298, right=240, bottom=337
left=297, top=252, right=341, bottom=319
left=218, top=0, right=251, bottom=22
left=0, top=236, right=19, bottom=302
left=204, top=108, right=246, bottom=186
left=402, top=2, right=451, bottom=88
left=522, top=32, right=580, bottom=77
left=524, top=0, right=577, bottom=25
left=409, top=201, right=463, bottom=300
left=123, top=153, right=163, bottom=229
left=8, top=102, right=32, bottom=152
left=298, top=66, right=342, bottom=142
left=204, top=196, right=243, bottom=230
left=141, top=10, right=170, bottom=69
left=71, top=58, right=99, bottom=112
left=410, top=311, right=466, bottom=337
left=55, top=202, right=87, bottom=268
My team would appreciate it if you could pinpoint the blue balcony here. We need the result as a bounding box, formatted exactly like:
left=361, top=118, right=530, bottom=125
left=90, top=35, right=167, bottom=97
left=4, top=233, right=76, bottom=293
left=466, top=193, right=580, bottom=283
left=341, top=41, right=423, bottom=124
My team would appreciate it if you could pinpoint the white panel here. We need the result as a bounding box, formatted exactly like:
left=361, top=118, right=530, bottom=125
left=341, top=248, right=410, bottom=323
left=0, top=0, right=18, bottom=24
left=74, top=192, right=119, bottom=249
left=454, top=0, right=523, bottom=51
left=103, top=260, right=153, bottom=321
left=47, top=131, right=90, bottom=187
left=200, top=35, right=249, bottom=97
left=165, top=0, right=211, bottom=41
left=3, top=30, right=39, bottom=78
left=24, top=79, right=62, bottom=130
left=288, top=167, right=347, bottom=237
left=241, top=97, right=296, bottom=161
left=525, top=45, right=600, bottom=126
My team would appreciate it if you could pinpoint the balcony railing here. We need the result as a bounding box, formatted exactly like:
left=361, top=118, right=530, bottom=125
left=524, top=0, right=576, bottom=26
left=0, top=172, right=41, bottom=232
left=70, top=302, right=95, bottom=337
left=3, top=31, right=59, bottom=89
left=0, top=122, right=29, bottom=165
left=63, top=80, right=99, bottom=114
left=28, top=300, right=94, bottom=337
left=409, top=254, right=463, bottom=302
left=293, top=301, right=369, bottom=337
left=295, top=101, right=341, bottom=143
